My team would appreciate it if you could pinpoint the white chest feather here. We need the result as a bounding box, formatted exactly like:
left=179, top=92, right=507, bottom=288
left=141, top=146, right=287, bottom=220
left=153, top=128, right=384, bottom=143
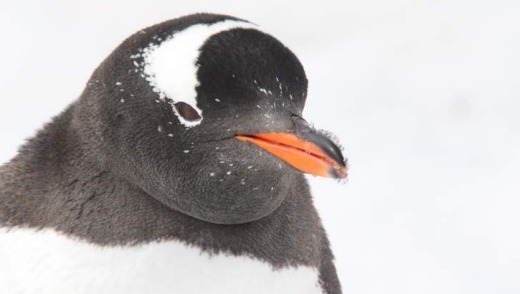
left=0, top=228, right=323, bottom=294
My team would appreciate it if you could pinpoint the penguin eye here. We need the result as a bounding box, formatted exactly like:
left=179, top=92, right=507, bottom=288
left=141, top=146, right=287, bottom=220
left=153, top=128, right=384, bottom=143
left=174, top=102, right=201, bottom=122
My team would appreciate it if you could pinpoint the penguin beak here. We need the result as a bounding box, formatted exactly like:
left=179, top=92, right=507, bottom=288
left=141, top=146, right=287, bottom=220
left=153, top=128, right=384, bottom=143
left=235, top=117, right=347, bottom=179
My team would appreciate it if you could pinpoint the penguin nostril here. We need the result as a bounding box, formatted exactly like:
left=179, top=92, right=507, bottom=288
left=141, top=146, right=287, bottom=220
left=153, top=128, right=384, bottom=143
left=174, top=102, right=201, bottom=122
left=291, top=115, right=310, bottom=127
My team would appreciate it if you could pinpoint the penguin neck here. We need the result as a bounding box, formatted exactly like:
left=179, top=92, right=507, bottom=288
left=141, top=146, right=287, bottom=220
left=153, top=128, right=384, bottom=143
left=0, top=104, right=105, bottom=226
left=0, top=104, right=168, bottom=229
left=0, top=106, right=324, bottom=269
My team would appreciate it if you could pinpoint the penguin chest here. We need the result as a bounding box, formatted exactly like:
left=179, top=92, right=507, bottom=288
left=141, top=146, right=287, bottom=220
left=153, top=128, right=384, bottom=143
left=0, top=228, right=324, bottom=294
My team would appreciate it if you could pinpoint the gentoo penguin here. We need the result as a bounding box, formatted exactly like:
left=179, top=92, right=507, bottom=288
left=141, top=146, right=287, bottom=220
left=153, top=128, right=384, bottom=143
left=0, top=13, right=347, bottom=294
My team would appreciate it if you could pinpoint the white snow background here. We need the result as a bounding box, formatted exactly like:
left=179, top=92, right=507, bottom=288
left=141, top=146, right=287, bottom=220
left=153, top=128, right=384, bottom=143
left=1, top=1, right=519, bottom=293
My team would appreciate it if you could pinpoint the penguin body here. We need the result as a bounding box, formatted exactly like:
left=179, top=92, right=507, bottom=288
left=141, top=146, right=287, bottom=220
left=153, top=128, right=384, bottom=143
left=0, top=14, right=345, bottom=294
left=0, top=229, right=322, bottom=294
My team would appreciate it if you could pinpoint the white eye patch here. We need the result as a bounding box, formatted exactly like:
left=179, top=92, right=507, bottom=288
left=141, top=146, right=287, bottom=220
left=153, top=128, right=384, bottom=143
left=137, top=20, right=258, bottom=127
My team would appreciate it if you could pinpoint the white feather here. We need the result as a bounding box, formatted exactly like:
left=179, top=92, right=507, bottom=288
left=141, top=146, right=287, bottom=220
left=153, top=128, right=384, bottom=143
left=0, top=228, right=323, bottom=294
left=140, top=20, right=258, bottom=128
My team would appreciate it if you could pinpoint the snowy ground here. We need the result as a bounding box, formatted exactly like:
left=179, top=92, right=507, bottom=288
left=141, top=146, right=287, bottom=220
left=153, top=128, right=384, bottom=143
left=1, top=1, right=519, bottom=293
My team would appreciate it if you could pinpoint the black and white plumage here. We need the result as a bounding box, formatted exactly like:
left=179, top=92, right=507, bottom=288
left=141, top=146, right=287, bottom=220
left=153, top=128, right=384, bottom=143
left=0, top=13, right=346, bottom=294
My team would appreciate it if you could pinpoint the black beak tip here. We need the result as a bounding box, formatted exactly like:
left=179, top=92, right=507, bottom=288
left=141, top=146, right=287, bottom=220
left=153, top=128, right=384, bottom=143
left=292, top=115, right=348, bottom=178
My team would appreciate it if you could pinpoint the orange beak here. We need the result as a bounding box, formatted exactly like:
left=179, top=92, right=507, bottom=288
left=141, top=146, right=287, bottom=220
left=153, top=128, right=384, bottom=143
left=235, top=132, right=348, bottom=179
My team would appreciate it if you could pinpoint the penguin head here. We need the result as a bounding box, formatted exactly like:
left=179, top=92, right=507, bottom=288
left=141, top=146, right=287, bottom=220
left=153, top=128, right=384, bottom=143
left=76, top=14, right=347, bottom=224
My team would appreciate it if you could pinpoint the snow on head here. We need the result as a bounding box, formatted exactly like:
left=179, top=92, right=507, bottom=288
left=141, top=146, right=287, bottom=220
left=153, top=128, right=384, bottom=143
left=138, top=20, right=258, bottom=127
